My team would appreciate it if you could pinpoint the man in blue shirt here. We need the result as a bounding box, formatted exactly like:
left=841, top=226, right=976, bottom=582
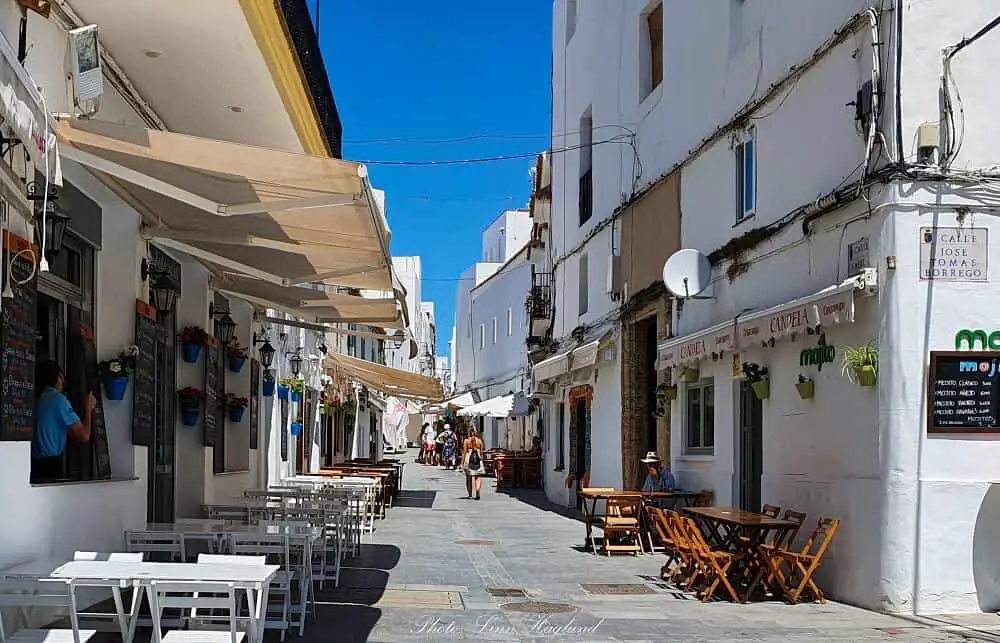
left=32, top=360, right=96, bottom=482
left=640, top=451, right=677, bottom=493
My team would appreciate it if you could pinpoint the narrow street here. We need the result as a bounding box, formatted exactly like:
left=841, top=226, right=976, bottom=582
left=310, top=453, right=975, bottom=642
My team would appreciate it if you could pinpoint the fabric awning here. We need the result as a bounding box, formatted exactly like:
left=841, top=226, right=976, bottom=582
left=734, top=278, right=860, bottom=350
left=217, top=274, right=403, bottom=328
left=532, top=328, right=613, bottom=383
left=532, top=351, right=569, bottom=383
left=458, top=395, right=514, bottom=418
left=656, top=321, right=736, bottom=371
left=55, top=118, right=405, bottom=312
left=324, top=351, right=442, bottom=401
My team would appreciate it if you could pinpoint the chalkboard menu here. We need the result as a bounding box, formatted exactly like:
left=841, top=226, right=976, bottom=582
left=249, top=359, right=260, bottom=450
left=132, top=300, right=157, bottom=447
left=928, top=351, right=1000, bottom=433
left=280, top=397, right=289, bottom=461
left=1, top=234, right=37, bottom=441
left=203, top=340, right=224, bottom=448
left=80, top=319, right=111, bottom=479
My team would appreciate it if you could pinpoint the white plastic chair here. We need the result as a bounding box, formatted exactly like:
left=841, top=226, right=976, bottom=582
left=148, top=581, right=245, bottom=643
left=0, top=576, right=95, bottom=643
left=229, top=534, right=294, bottom=641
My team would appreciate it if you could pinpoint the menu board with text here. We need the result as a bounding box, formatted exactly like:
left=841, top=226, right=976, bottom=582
left=928, top=351, right=1000, bottom=433
left=203, top=341, right=224, bottom=448
left=132, top=300, right=157, bottom=447
left=0, top=234, right=37, bottom=441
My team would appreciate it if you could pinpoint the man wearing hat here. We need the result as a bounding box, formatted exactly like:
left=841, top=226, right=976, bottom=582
left=640, top=452, right=677, bottom=493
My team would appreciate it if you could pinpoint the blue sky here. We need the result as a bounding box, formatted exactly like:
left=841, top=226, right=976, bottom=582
left=313, top=1, right=552, bottom=358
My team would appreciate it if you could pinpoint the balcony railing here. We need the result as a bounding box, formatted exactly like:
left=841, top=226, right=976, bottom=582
left=526, top=272, right=552, bottom=323
left=578, top=168, right=593, bottom=225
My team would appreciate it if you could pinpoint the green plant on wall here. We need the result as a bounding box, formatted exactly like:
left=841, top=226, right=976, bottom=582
left=742, top=362, right=770, bottom=400
left=842, top=342, right=878, bottom=388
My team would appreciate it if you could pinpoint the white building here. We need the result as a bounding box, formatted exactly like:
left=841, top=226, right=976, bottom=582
left=0, top=0, right=422, bottom=590
left=452, top=210, right=538, bottom=449
left=540, top=0, right=1000, bottom=616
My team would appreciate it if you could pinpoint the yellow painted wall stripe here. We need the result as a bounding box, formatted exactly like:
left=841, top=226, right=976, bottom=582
left=239, top=0, right=331, bottom=157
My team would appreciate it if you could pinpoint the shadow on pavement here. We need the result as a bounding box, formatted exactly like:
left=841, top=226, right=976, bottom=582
left=393, top=490, right=437, bottom=509
left=493, top=484, right=585, bottom=523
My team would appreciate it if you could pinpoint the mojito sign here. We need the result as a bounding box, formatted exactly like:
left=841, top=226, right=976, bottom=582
left=800, top=334, right=836, bottom=371
left=920, top=227, right=988, bottom=281
left=955, top=329, right=1000, bottom=351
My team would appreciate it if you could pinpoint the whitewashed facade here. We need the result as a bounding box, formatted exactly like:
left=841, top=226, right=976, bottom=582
left=601, top=0, right=1000, bottom=616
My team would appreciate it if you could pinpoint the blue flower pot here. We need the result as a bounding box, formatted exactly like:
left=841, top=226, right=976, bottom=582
left=291, top=390, right=302, bottom=403
left=228, top=406, right=246, bottom=423
left=180, top=406, right=200, bottom=427
left=181, top=342, right=202, bottom=364
left=277, top=385, right=290, bottom=400
left=103, top=376, right=129, bottom=401
left=228, top=356, right=246, bottom=373
left=263, top=379, right=276, bottom=397
left=290, top=422, right=303, bottom=437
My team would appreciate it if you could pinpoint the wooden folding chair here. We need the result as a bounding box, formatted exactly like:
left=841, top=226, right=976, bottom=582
left=596, top=494, right=644, bottom=556
left=658, top=511, right=699, bottom=590
left=646, top=509, right=677, bottom=571
left=681, top=516, right=744, bottom=602
left=760, top=504, right=781, bottom=518
left=768, top=517, right=840, bottom=603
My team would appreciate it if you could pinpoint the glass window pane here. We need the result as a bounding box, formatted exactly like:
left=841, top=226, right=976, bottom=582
left=743, top=139, right=755, bottom=213
left=703, top=381, right=715, bottom=447
left=686, top=386, right=701, bottom=448
left=735, top=144, right=745, bottom=219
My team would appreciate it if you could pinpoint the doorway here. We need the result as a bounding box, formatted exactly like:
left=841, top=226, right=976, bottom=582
left=737, top=379, right=764, bottom=512
left=641, top=317, right=658, bottom=454
left=568, top=386, right=592, bottom=509
left=147, top=246, right=179, bottom=524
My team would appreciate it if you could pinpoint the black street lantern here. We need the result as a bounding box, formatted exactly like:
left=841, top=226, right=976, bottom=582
left=149, top=273, right=180, bottom=316
left=214, top=313, right=237, bottom=345
left=33, top=207, right=70, bottom=256
left=288, top=352, right=303, bottom=376
left=258, top=340, right=276, bottom=368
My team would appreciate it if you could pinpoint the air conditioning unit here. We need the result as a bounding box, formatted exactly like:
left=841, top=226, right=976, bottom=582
left=68, top=25, right=104, bottom=105
left=606, top=255, right=622, bottom=298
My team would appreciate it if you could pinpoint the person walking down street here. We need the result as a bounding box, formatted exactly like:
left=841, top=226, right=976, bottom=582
left=440, top=423, right=459, bottom=470
left=462, top=427, right=486, bottom=500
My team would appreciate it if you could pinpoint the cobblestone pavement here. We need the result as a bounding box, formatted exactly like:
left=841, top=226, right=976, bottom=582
left=306, top=452, right=984, bottom=643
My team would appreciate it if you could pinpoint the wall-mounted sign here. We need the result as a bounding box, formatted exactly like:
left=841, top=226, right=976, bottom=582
left=800, top=334, right=836, bottom=371
left=732, top=353, right=742, bottom=378
left=920, top=227, right=987, bottom=281
left=736, top=287, right=855, bottom=350
left=847, top=237, right=869, bottom=275
left=928, top=351, right=1000, bottom=433
left=955, top=329, right=1000, bottom=351
left=656, top=323, right=734, bottom=370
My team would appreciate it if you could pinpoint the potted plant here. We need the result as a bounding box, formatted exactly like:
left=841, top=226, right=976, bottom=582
left=842, top=342, right=878, bottom=388
left=290, top=378, right=305, bottom=403
left=177, top=326, right=210, bottom=364
left=226, top=339, right=249, bottom=373
left=290, top=421, right=303, bottom=437
left=277, top=377, right=293, bottom=400
left=743, top=362, right=770, bottom=400
left=98, top=344, right=138, bottom=401
left=177, top=386, right=204, bottom=426
left=262, top=369, right=276, bottom=397
left=657, top=382, right=678, bottom=401
left=225, top=394, right=250, bottom=423
left=680, top=365, right=700, bottom=383
left=795, top=374, right=815, bottom=400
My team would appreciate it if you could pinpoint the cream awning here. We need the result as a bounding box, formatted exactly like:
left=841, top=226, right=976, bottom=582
left=217, top=274, right=403, bottom=329
left=325, top=351, right=443, bottom=401
left=55, top=118, right=405, bottom=312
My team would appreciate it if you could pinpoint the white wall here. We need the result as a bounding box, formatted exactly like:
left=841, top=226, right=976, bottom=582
left=482, top=210, right=532, bottom=263
left=453, top=262, right=500, bottom=391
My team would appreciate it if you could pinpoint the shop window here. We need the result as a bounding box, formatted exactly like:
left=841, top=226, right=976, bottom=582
left=685, top=378, right=715, bottom=454
left=33, top=232, right=96, bottom=483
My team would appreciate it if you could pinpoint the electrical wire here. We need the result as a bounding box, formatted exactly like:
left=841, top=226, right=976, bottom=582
left=355, top=134, right=633, bottom=166
left=344, top=124, right=635, bottom=145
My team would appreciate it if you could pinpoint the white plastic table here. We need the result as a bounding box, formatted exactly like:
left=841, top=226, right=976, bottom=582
left=49, top=560, right=277, bottom=643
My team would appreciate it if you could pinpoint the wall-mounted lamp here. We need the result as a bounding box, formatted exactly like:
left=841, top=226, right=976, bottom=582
left=209, top=302, right=237, bottom=344
left=253, top=331, right=276, bottom=368
left=140, top=257, right=180, bottom=315
left=28, top=182, right=67, bottom=258
left=286, top=350, right=303, bottom=376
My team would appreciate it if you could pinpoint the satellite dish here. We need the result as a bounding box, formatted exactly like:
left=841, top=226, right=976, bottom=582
left=663, top=249, right=712, bottom=299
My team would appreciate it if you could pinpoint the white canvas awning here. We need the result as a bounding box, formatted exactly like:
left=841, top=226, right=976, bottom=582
left=656, top=321, right=736, bottom=371
left=457, top=394, right=515, bottom=418
left=734, top=277, right=860, bottom=350
left=55, top=117, right=406, bottom=316
left=532, top=329, right=612, bottom=383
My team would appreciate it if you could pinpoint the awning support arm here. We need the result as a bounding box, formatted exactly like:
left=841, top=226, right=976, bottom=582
left=152, top=238, right=286, bottom=286
left=286, top=266, right=380, bottom=287
left=220, top=193, right=358, bottom=216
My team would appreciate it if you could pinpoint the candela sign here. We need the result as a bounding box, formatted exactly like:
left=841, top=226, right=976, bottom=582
left=659, top=326, right=735, bottom=369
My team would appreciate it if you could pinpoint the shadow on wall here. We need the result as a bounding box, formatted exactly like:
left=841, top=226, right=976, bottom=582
left=973, top=484, right=1000, bottom=610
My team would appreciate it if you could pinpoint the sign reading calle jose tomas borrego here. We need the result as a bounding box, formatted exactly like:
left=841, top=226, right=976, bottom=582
left=920, top=227, right=988, bottom=281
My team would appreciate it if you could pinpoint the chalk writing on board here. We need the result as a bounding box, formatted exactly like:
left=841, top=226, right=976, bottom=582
left=928, top=351, right=1000, bottom=433
left=1, top=246, right=37, bottom=442
left=132, top=300, right=157, bottom=447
